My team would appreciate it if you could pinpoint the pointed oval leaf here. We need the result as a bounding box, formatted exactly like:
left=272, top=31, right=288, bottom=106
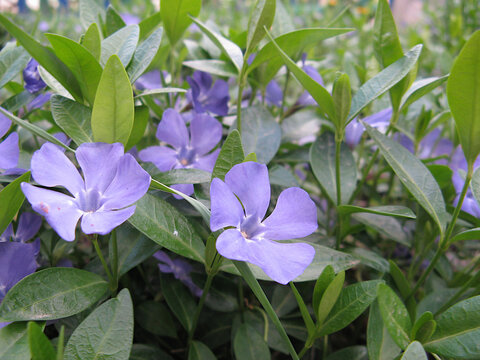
left=0, top=323, right=30, bottom=360
left=28, top=322, right=56, bottom=360
left=450, top=227, right=480, bottom=243
left=183, top=59, right=238, bottom=78
left=400, top=75, right=448, bottom=111
left=353, top=213, right=410, bottom=246
left=79, top=0, right=105, bottom=30
left=337, top=205, right=416, bottom=219
left=81, top=23, right=101, bottom=61
left=212, top=130, right=245, bottom=181
left=400, top=341, right=427, bottom=360
left=0, top=46, right=30, bottom=89
left=317, top=271, right=345, bottom=326
left=127, top=27, right=163, bottom=83
left=246, top=0, right=276, bottom=54
left=367, top=300, right=401, bottom=360
left=233, top=323, right=271, bottom=360
left=100, top=25, right=139, bottom=67
left=105, top=5, right=126, bottom=36
left=188, top=341, right=216, bottom=360
left=0, top=171, right=30, bottom=234
left=160, top=276, right=196, bottom=331
left=153, top=169, right=211, bottom=185
left=161, top=0, right=201, bottom=46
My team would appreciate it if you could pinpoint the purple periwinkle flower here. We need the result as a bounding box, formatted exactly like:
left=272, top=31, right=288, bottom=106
left=345, top=108, right=392, bottom=148
left=135, top=70, right=164, bottom=90
left=297, top=56, right=325, bottom=107
left=120, top=13, right=140, bottom=25
left=21, top=142, right=151, bottom=241
left=23, top=59, right=47, bottom=94
left=154, top=250, right=202, bottom=297
left=0, top=112, right=20, bottom=174
left=0, top=212, right=42, bottom=243
left=264, top=80, right=283, bottom=107
left=139, top=109, right=222, bottom=197
left=210, top=162, right=317, bottom=284
left=186, top=71, right=229, bottom=116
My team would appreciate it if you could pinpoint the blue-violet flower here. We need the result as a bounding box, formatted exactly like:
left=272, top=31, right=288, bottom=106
left=23, top=59, right=47, bottom=94
left=186, top=71, right=229, bottom=116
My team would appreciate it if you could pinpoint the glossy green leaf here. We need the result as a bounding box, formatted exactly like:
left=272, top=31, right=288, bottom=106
left=28, top=322, right=55, bottom=360
left=127, top=27, right=163, bottom=83
left=414, top=320, right=436, bottom=344
left=364, top=123, right=447, bottom=233
left=246, top=0, right=276, bottom=54
left=126, top=105, right=149, bottom=150
left=46, top=34, right=102, bottom=105
left=377, top=284, right=412, bottom=350
left=447, top=31, right=480, bottom=166
left=0, top=171, right=30, bottom=234
left=389, top=260, right=416, bottom=318
left=188, top=341, right=216, bottom=360
left=138, top=12, right=162, bottom=40
left=411, top=311, right=433, bottom=340
left=183, top=59, right=238, bottom=78
left=320, top=280, right=383, bottom=335
left=317, top=271, right=345, bottom=326
left=348, top=45, right=422, bottom=122
left=79, top=0, right=104, bottom=30
left=450, top=227, right=480, bottom=243
left=0, top=46, right=30, bottom=89
left=326, top=346, right=368, bottom=360
left=100, top=25, right=139, bottom=67
left=310, top=132, right=357, bottom=204
left=81, top=23, right=101, bottom=61
left=161, top=0, right=201, bottom=45
left=367, top=300, right=401, bottom=360
left=211, top=130, right=245, bottom=181
left=313, top=265, right=335, bottom=318
left=338, top=205, right=416, bottom=219
left=105, top=5, right=126, bottom=36
left=0, top=323, right=30, bottom=360
left=0, top=268, right=108, bottom=321
left=400, top=75, right=448, bottom=111
left=234, top=323, right=270, bottom=360
left=154, top=168, right=211, bottom=185
left=160, top=276, right=196, bottom=331
left=64, top=289, right=133, bottom=360
left=135, top=301, right=177, bottom=338
left=128, top=193, right=205, bottom=262
left=347, top=248, right=390, bottom=273
left=91, top=55, right=134, bottom=145
left=401, top=342, right=427, bottom=360
left=134, top=87, right=187, bottom=99
left=37, top=66, right=73, bottom=99
left=333, top=72, right=352, bottom=128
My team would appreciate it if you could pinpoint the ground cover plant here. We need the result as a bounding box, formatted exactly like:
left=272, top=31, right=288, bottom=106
left=0, top=0, right=479, bottom=359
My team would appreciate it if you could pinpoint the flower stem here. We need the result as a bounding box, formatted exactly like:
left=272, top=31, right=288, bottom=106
left=187, top=273, right=215, bottom=346
left=91, top=235, right=113, bottom=288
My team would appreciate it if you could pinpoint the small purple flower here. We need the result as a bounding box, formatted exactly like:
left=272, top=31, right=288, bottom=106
left=120, top=13, right=140, bottom=25
left=265, top=80, right=283, bottom=107
left=139, top=109, right=222, bottom=197
left=154, top=250, right=202, bottom=297
left=0, top=112, right=20, bottom=174
left=135, top=70, right=164, bottom=90
left=186, top=71, right=229, bottom=116
left=27, top=93, right=52, bottom=112
left=297, top=56, right=325, bottom=107
left=0, top=212, right=42, bottom=243
left=21, top=142, right=151, bottom=241
left=210, top=162, right=317, bottom=284
left=23, top=59, right=47, bottom=94
left=345, top=108, right=392, bottom=148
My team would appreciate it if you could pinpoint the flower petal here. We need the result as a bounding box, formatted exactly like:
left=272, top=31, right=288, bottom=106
left=210, top=178, right=244, bottom=231
left=156, top=109, right=189, bottom=149
left=21, top=183, right=82, bottom=241
left=189, top=113, right=222, bottom=156
left=216, top=229, right=315, bottom=284
left=265, top=80, right=283, bottom=107
left=225, top=162, right=270, bottom=219
left=0, top=224, right=13, bottom=242
left=76, top=142, right=124, bottom=193
left=138, top=145, right=178, bottom=171
left=204, top=79, right=229, bottom=116
left=0, top=132, right=19, bottom=170
left=15, top=212, right=42, bottom=242
left=262, top=187, right=318, bottom=240
left=0, top=112, right=11, bottom=138
left=31, top=143, right=84, bottom=196
left=101, top=154, right=151, bottom=210
left=81, top=206, right=136, bottom=235
left=193, top=149, right=220, bottom=172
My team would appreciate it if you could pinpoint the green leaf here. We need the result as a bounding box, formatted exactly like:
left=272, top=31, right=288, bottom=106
left=160, top=275, right=196, bottom=331
left=130, top=344, right=173, bottom=360
left=37, top=66, right=73, bottom=99
left=401, top=341, right=428, bottom=360
left=100, top=25, right=139, bottom=67
left=190, top=16, right=244, bottom=72
left=126, top=105, right=149, bottom=150
left=183, top=59, right=238, bottom=78
left=450, top=227, right=480, bottom=243
left=337, top=205, right=416, bottom=219
left=51, top=95, right=93, bottom=146
left=45, top=34, right=102, bottom=105
left=326, top=346, right=368, bottom=360
left=211, top=129, right=245, bottom=181
left=0, top=14, right=83, bottom=102
left=28, top=322, right=56, bottom=360
left=105, top=5, right=126, bottom=36
left=153, top=168, right=211, bottom=185
left=411, top=311, right=433, bottom=340
left=188, top=341, right=216, bottom=360
left=377, top=284, right=412, bottom=350
left=56, top=326, right=64, bottom=360
left=400, top=75, right=449, bottom=111
left=161, top=0, right=201, bottom=46
left=0, top=171, right=30, bottom=234
left=471, top=167, right=480, bottom=209
left=347, top=248, right=390, bottom=273
left=310, top=132, right=357, bottom=204
left=64, top=289, right=133, bottom=360
left=139, top=12, right=162, bottom=40
left=367, top=300, right=401, bottom=360
left=389, top=260, right=416, bottom=318
left=134, top=87, right=187, bottom=99
left=234, top=323, right=271, bottom=360
left=363, top=123, right=447, bottom=233
left=313, top=265, right=336, bottom=319
left=0, top=323, right=30, bottom=360
left=236, top=105, right=281, bottom=164
left=446, top=30, right=480, bottom=166
left=348, top=45, right=422, bottom=122
left=0, top=46, right=30, bottom=89
left=81, top=23, right=101, bottom=61
left=128, top=193, right=205, bottom=262
left=135, top=301, right=177, bottom=338
left=127, top=27, right=163, bottom=83
left=0, top=268, right=108, bottom=321
left=246, top=0, right=276, bottom=54
left=320, top=280, right=382, bottom=335
left=424, top=295, right=480, bottom=358
left=317, top=271, right=345, bottom=326
left=79, top=0, right=104, bottom=30
left=91, top=55, right=134, bottom=145
left=332, top=73, right=352, bottom=129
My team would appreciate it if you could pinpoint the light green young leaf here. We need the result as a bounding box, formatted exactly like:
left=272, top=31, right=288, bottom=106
left=400, top=341, right=427, bottom=360
left=316, top=271, right=345, bottom=326
left=367, top=300, right=401, bottom=360
left=81, top=23, right=101, bottom=61
left=0, top=171, right=30, bottom=234
left=126, top=105, right=149, bottom=149
left=127, top=27, right=163, bottom=83
left=246, top=0, right=276, bottom=54
left=212, top=130, right=245, bottom=181
left=105, top=5, right=126, bottom=36
left=183, top=59, right=238, bottom=78
left=28, top=322, right=56, bottom=360
left=161, top=0, right=201, bottom=46
left=0, top=323, right=30, bottom=360
left=100, top=25, right=139, bottom=67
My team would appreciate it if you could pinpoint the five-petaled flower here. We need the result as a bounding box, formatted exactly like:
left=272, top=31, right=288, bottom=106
left=210, top=162, right=318, bottom=284
left=21, top=142, right=151, bottom=241
left=139, top=108, right=222, bottom=197
left=186, top=71, right=230, bottom=116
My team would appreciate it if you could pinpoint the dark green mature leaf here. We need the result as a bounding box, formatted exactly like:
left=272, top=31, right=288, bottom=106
left=135, top=301, right=177, bottom=338
left=154, top=169, right=211, bottom=185
left=189, top=341, right=216, bottom=360
left=0, top=46, right=30, bottom=89
left=51, top=95, right=93, bottom=146
left=377, top=284, right=412, bottom=350
left=100, top=25, right=139, bottom=67
left=237, top=106, right=281, bottom=164
left=128, top=193, right=205, bottom=262
left=347, top=248, right=390, bottom=273
left=91, top=55, right=134, bottom=145
left=81, top=23, right=101, bottom=61
left=105, top=5, right=126, bottom=36
left=320, top=280, right=383, bottom=335
left=338, top=205, right=416, bottom=219
left=28, top=322, right=55, bottom=360
left=161, top=276, right=196, bottom=331
left=46, top=34, right=102, bottom=105
left=1, top=90, right=36, bottom=112
left=424, top=295, right=480, bottom=358
left=211, top=130, right=245, bottom=181
left=313, top=266, right=335, bottom=319
left=367, top=300, right=401, bottom=360
left=447, top=30, right=480, bottom=166
left=183, top=59, right=238, bottom=78
left=161, top=0, right=201, bottom=45
left=310, top=132, right=357, bottom=204
left=234, top=323, right=270, bottom=360
left=127, top=27, right=163, bottom=83
left=364, top=123, right=447, bottom=233
left=130, top=344, right=173, bottom=360
left=348, top=45, right=422, bottom=122
left=353, top=213, right=410, bottom=246
left=0, top=14, right=83, bottom=102
left=64, top=289, right=133, bottom=360
left=0, top=171, right=30, bottom=234
left=317, top=271, right=345, bottom=326
left=401, top=341, right=427, bottom=360
left=0, top=268, right=108, bottom=321
left=126, top=105, right=149, bottom=150
left=246, top=0, right=276, bottom=54
left=79, top=0, right=104, bottom=30
left=400, top=75, right=448, bottom=111
left=326, top=346, right=368, bottom=360
left=450, top=227, right=480, bottom=243
left=0, top=323, right=30, bottom=360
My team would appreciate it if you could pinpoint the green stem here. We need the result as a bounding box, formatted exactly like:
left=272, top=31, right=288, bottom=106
left=322, top=336, right=328, bottom=359
left=290, top=282, right=315, bottom=334
left=298, top=346, right=309, bottom=359
left=187, top=273, right=215, bottom=346
left=91, top=235, right=113, bottom=287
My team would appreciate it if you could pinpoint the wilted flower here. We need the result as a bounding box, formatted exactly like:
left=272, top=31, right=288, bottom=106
left=21, top=142, right=151, bottom=241
left=186, top=71, right=229, bottom=116
left=23, top=59, right=47, bottom=94
left=210, top=162, right=317, bottom=284
left=345, top=108, right=392, bottom=148
left=139, top=109, right=222, bottom=197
